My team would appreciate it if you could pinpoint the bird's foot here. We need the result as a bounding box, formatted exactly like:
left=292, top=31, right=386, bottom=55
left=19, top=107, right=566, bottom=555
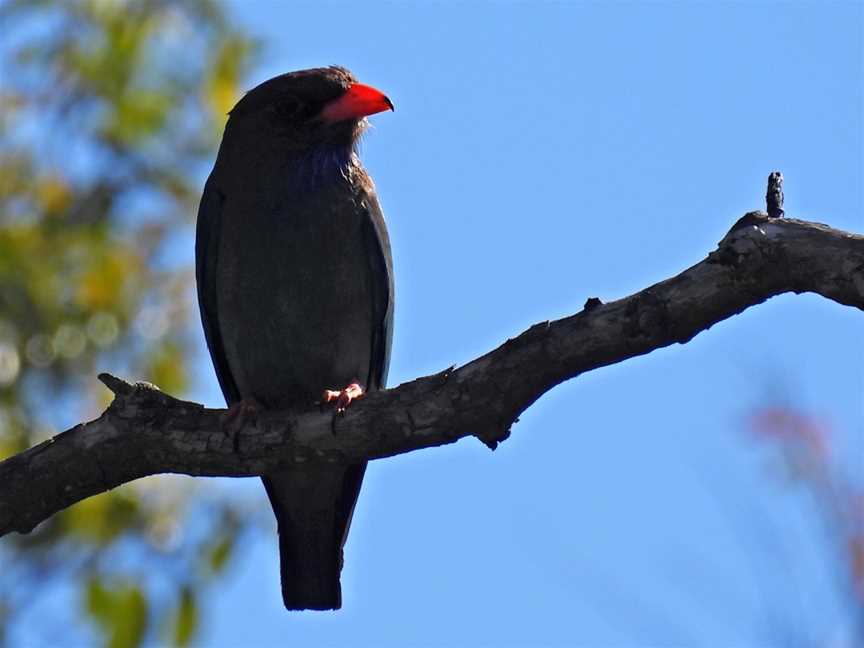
left=221, top=397, right=261, bottom=452
left=321, top=383, right=364, bottom=413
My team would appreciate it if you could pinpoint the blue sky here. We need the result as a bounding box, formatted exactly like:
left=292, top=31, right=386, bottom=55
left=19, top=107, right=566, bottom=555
left=180, top=2, right=864, bottom=645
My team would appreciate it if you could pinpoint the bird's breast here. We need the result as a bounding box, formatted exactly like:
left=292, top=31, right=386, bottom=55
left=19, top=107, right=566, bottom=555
left=215, top=175, right=378, bottom=409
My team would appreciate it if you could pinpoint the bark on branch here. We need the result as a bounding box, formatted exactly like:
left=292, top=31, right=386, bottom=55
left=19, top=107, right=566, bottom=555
left=1, top=209, right=862, bottom=538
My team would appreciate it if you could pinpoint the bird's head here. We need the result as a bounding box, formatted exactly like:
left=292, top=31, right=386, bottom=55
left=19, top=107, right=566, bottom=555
left=225, top=66, right=393, bottom=154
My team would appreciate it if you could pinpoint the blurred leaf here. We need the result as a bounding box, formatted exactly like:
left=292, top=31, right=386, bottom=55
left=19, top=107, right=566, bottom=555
left=35, top=175, right=73, bottom=216
left=111, top=585, right=148, bottom=648
left=207, top=533, right=234, bottom=575
left=85, top=575, right=112, bottom=623
left=76, top=246, right=140, bottom=311
left=104, top=89, right=173, bottom=146
left=148, top=340, right=187, bottom=395
left=86, top=576, right=149, bottom=648
left=207, top=35, right=257, bottom=131
left=170, top=586, right=198, bottom=647
left=64, top=489, right=140, bottom=544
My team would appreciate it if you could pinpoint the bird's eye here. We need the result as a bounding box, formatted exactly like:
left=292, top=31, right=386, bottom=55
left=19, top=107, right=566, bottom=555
left=275, top=96, right=303, bottom=121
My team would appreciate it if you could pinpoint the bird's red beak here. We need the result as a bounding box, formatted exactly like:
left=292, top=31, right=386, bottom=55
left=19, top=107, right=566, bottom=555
left=320, top=83, right=394, bottom=123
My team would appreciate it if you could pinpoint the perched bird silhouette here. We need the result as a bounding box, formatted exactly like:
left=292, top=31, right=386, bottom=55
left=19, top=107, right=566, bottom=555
left=195, top=67, right=394, bottom=610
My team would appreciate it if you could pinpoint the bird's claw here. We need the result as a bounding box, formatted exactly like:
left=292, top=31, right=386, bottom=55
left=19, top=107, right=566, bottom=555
left=224, top=397, right=261, bottom=422
left=321, top=383, right=364, bottom=413
left=221, top=397, right=261, bottom=452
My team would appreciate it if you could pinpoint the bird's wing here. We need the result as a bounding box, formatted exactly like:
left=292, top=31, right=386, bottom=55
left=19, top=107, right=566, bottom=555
left=195, top=175, right=241, bottom=405
left=362, top=191, right=394, bottom=391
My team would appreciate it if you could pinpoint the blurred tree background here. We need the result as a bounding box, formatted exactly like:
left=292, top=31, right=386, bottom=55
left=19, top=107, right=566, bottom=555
left=746, top=405, right=864, bottom=642
left=0, top=1, right=257, bottom=645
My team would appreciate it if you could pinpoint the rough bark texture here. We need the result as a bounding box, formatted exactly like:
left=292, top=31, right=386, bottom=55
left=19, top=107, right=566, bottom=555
left=1, top=211, right=862, bottom=538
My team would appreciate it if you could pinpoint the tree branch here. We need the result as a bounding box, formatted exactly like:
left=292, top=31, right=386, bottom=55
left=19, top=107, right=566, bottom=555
left=1, top=207, right=862, bottom=538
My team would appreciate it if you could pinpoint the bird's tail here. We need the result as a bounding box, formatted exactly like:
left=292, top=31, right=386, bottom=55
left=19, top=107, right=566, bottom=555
left=261, top=462, right=367, bottom=610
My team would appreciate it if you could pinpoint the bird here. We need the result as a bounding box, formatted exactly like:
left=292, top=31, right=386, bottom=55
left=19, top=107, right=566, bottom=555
left=195, top=66, right=394, bottom=611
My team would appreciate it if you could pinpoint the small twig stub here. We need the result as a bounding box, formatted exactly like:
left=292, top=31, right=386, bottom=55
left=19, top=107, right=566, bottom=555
left=766, top=171, right=785, bottom=219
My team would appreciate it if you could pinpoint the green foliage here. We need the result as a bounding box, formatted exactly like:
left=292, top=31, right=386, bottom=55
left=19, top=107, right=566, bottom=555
left=0, top=0, right=259, bottom=644
left=169, top=586, right=199, bottom=647
left=86, top=577, right=149, bottom=648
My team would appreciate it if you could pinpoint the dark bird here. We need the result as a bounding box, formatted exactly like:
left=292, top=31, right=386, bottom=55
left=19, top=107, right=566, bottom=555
left=195, top=67, right=394, bottom=610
